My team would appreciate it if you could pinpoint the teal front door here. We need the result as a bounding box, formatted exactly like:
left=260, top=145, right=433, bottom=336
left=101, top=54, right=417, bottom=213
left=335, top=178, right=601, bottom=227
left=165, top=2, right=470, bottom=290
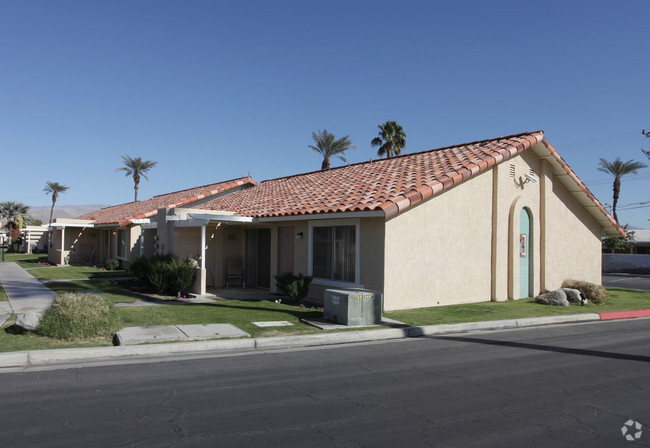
left=519, top=209, right=531, bottom=298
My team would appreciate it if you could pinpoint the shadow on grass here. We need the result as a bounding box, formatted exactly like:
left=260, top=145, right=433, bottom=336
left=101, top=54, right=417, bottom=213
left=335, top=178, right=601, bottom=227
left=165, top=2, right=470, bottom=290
left=134, top=297, right=325, bottom=321
left=85, top=271, right=131, bottom=279
left=4, top=324, right=27, bottom=335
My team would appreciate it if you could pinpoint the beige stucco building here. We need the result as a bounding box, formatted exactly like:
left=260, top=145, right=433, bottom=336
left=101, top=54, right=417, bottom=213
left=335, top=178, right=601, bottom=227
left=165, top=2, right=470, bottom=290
left=49, top=131, right=623, bottom=311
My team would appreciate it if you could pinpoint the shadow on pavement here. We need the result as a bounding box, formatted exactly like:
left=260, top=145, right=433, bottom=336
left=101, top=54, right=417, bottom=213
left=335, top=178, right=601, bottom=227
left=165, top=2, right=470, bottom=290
left=431, top=335, right=650, bottom=364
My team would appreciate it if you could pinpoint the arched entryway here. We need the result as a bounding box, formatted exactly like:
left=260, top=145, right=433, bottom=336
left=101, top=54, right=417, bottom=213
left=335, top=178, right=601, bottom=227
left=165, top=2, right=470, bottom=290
left=519, top=208, right=533, bottom=298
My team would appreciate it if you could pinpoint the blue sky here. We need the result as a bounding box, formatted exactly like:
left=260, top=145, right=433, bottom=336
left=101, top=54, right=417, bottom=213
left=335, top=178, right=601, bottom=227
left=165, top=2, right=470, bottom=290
left=1, top=1, right=649, bottom=227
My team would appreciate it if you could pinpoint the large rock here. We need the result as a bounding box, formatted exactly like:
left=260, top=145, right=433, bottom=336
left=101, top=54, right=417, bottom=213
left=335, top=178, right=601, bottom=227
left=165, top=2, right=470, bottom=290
left=562, top=288, right=583, bottom=304
left=535, top=290, right=569, bottom=307
left=15, top=312, right=44, bottom=331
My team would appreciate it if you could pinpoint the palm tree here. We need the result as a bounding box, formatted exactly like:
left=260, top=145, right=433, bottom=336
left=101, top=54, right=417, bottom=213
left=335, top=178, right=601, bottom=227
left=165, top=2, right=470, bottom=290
left=371, top=120, right=407, bottom=158
left=43, top=181, right=70, bottom=224
left=309, top=130, right=356, bottom=170
left=116, top=156, right=158, bottom=202
left=0, top=201, right=29, bottom=243
left=597, top=157, right=647, bottom=223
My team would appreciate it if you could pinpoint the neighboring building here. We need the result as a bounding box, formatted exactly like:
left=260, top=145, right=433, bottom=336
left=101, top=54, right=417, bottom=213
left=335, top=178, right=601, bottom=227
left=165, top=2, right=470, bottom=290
left=50, top=131, right=623, bottom=311
left=625, top=229, right=650, bottom=254
left=602, top=229, right=650, bottom=273
left=47, top=177, right=257, bottom=267
left=21, top=225, right=49, bottom=253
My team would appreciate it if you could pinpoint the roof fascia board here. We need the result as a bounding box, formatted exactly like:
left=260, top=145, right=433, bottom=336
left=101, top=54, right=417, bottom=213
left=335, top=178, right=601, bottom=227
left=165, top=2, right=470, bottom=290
left=535, top=140, right=625, bottom=237
left=173, top=219, right=211, bottom=228
left=257, top=210, right=386, bottom=223
left=175, top=213, right=255, bottom=224
left=50, top=222, right=95, bottom=228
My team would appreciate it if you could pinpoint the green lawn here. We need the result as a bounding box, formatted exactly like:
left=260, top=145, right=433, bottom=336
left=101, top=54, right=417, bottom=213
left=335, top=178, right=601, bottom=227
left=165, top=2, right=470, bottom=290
left=46, top=280, right=140, bottom=304
left=1, top=253, right=49, bottom=268
left=1, top=271, right=650, bottom=353
left=28, top=266, right=130, bottom=281
left=0, top=315, right=115, bottom=351
left=118, top=300, right=328, bottom=339
left=384, top=287, right=650, bottom=326
left=0, top=283, right=6, bottom=301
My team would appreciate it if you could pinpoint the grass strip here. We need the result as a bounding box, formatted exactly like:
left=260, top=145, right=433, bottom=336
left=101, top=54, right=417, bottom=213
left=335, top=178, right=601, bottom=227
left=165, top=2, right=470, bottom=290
left=0, top=253, right=49, bottom=268
left=28, top=266, right=130, bottom=281
left=384, top=287, right=650, bottom=326
left=118, top=300, right=328, bottom=339
left=1, top=287, right=649, bottom=353
left=46, top=280, right=140, bottom=304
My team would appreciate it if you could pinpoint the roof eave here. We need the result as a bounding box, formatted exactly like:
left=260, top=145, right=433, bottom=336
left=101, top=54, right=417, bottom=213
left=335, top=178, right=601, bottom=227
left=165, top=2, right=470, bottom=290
left=536, top=138, right=626, bottom=238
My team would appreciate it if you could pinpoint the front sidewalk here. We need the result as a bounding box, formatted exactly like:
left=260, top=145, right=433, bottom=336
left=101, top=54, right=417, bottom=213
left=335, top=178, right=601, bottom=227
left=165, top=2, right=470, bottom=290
left=0, top=262, right=56, bottom=314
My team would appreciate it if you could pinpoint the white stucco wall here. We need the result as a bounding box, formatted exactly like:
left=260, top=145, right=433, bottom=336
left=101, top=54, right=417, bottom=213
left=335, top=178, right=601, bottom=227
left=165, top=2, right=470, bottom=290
left=383, top=169, right=494, bottom=310
left=382, top=146, right=605, bottom=311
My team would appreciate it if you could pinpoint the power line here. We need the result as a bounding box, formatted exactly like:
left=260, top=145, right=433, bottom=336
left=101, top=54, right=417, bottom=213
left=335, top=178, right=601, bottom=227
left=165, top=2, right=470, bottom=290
left=583, top=173, right=650, bottom=186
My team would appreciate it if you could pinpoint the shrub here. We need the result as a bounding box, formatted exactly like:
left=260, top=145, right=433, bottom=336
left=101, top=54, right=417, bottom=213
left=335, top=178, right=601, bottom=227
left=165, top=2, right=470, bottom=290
left=561, top=279, right=607, bottom=304
left=128, top=256, right=151, bottom=286
left=274, top=272, right=313, bottom=305
left=105, top=258, right=120, bottom=271
left=148, top=258, right=172, bottom=294
left=37, top=293, right=121, bottom=340
left=167, top=257, right=197, bottom=297
left=132, top=254, right=196, bottom=296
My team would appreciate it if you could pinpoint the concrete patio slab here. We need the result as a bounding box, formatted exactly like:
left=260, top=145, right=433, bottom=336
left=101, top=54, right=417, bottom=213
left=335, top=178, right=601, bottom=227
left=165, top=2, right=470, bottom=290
left=115, top=323, right=250, bottom=345
left=0, top=313, right=10, bottom=328
left=252, top=321, right=294, bottom=327
left=177, top=323, right=249, bottom=339
left=116, top=325, right=186, bottom=345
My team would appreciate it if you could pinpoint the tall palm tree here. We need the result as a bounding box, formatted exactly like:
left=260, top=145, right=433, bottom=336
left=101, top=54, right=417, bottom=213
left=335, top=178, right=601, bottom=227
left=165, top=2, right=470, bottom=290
left=371, top=120, right=407, bottom=158
left=0, top=201, right=29, bottom=243
left=597, top=157, right=647, bottom=223
left=43, top=181, right=70, bottom=224
left=309, top=130, right=356, bottom=170
left=116, top=156, right=158, bottom=202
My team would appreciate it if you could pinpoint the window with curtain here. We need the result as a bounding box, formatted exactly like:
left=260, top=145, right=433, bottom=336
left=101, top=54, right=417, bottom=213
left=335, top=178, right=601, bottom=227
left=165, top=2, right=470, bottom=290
left=312, top=225, right=356, bottom=282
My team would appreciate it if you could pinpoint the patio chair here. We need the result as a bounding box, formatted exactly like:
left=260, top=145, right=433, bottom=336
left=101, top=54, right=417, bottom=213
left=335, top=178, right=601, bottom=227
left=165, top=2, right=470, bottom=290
left=226, top=256, right=245, bottom=288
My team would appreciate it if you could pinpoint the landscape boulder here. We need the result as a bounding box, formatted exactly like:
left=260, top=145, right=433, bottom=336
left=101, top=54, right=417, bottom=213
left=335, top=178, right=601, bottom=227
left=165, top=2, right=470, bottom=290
left=535, top=289, right=569, bottom=307
left=562, top=288, right=588, bottom=305
left=15, top=312, right=44, bottom=331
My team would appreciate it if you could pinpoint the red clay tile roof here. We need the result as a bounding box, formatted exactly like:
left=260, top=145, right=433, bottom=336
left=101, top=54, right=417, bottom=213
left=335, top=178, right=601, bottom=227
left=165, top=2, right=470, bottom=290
left=193, top=131, right=624, bottom=236
left=76, top=177, right=257, bottom=226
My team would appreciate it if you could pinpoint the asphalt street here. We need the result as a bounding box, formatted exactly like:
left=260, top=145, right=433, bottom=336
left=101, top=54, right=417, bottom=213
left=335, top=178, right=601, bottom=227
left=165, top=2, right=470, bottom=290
left=1, top=319, right=649, bottom=447
left=603, top=273, right=650, bottom=291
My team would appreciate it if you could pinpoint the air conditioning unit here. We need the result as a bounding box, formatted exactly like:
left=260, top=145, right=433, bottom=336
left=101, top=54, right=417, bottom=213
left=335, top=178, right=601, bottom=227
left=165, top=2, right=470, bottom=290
left=324, top=289, right=383, bottom=326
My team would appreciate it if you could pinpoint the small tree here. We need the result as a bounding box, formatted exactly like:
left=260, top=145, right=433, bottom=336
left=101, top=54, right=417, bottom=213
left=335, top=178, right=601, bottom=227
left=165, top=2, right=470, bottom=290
left=597, top=157, right=646, bottom=223
left=116, top=156, right=158, bottom=202
left=371, top=120, right=407, bottom=158
left=43, top=181, right=70, bottom=224
left=602, top=225, right=635, bottom=253
left=0, top=201, right=29, bottom=244
left=309, top=129, right=356, bottom=170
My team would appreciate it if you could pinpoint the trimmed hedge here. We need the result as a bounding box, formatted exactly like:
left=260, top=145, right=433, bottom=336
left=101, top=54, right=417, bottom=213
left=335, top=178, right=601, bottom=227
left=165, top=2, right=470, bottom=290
left=37, top=293, right=121, bottom=340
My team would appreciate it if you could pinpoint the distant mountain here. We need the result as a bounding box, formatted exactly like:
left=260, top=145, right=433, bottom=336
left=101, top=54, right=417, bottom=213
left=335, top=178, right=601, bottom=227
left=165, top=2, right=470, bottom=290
left=28, top=205, right=108, bottom=222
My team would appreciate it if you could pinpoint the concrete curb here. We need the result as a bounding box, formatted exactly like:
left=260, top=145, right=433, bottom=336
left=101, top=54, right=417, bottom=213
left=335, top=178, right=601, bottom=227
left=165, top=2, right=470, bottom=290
left=0, top=311, right=645, bottom=369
